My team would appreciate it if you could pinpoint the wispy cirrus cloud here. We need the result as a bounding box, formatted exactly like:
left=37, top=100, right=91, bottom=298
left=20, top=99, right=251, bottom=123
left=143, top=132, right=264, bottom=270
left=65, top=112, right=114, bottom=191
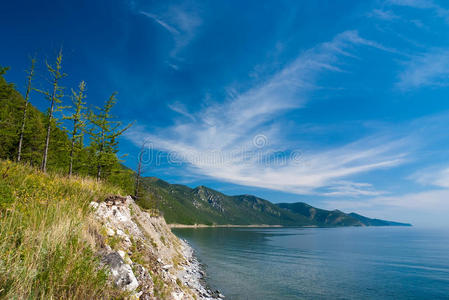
left=368, top=9, right=400, bottom=21
left=388, top=0, right=449, bottom=22
left=323, top=188, right=449, bottom=226
left=368, top=7, right=427, bottom=29
left=125, top=30, right=407, bottom=197
left=168, top=101, right=196, bottom=121
left=321, top=181, right=384, bottom=197
left=388, top=0, right=436, bottom=8
left=140, top=12, right=179, bottom=35
left=397, top=48, right=449, bottom=90
left=140, top=3, right=201, bottom=58
left=127, top=123, right=410, bottom=196
left=410, top=165, right=449, bottom=188
left=324, top=164, right=449, bottom=226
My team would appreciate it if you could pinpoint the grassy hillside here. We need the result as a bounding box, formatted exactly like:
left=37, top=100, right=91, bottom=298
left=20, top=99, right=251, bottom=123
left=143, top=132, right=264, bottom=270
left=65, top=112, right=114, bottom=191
left=0, top=160, right=125, bottom=299
left=276, top=202, right=363, bottom=226
left=140, top=177, right=312, bottom=226
left=140, top=176, right=411, bottom=227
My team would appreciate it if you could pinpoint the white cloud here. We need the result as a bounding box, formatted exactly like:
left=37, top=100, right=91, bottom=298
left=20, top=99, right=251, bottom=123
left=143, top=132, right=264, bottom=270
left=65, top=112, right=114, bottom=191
left=397, top=49, right=449, bottom=90
left=321, top=160, right=449, bottom=226
left=125, top=30, right=406, bottom=197
left=321, top=181, right=384, bottom=197
left=410, top=165, right=449, bottom=188
left=140, top=4, right=201, bottom=58
left=168, top=101, right=196, bottom=121
left=140, top=12, right=179, bottom=35
left=388, top=0, right=435, bottom=9
left=368, top=9, right=400, bottom=21
left=324, top=187, right=449, bottom=226
left=388, top=0, right=449, bottom=22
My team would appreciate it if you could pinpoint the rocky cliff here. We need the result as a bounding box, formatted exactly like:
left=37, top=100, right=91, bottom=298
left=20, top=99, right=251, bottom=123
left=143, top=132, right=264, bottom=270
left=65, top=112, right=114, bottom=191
left=90, top=195, right=223, bottom=299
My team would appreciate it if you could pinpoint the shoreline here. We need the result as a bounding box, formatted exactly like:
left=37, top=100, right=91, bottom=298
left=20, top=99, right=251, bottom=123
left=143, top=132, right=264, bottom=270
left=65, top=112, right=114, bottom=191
left=169, top=223, right=285, bottom=228
left=178, top=239, right=224, bottom=299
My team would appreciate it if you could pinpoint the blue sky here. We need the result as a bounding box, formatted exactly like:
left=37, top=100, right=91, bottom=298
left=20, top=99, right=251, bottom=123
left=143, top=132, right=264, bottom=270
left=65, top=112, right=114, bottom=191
left=2, top=0, right=449, bottom=226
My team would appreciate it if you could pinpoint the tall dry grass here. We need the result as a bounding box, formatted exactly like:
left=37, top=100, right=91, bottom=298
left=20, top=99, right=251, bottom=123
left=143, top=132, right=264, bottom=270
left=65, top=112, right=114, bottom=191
left=0, top=160, right=124, bottom=299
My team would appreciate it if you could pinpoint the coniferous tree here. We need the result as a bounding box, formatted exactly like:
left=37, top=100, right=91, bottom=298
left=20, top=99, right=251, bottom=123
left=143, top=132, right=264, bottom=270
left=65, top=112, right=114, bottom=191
left=0, top=66, right=9, bottom=76
left=0, top=67, right=14, bottom=99
left=0, top=59, right=135, bottom=192
left=17, top=57, right=36, bottom=162
left=39, top=49, right=66, bottom=173
left=1, top=67, right=45, bottom=165
left=88, top=92, right=132, bottom=180
left=64, top=81, right=87, bottom=176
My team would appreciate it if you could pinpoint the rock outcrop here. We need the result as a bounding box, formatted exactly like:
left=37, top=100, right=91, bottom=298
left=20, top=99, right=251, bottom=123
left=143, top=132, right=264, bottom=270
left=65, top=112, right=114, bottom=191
left=90, top=196, right=223, bottom=299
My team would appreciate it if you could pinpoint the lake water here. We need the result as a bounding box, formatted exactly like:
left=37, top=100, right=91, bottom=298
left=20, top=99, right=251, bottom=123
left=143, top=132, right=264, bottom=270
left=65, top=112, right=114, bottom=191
left=172, top=227, right=449, bottom=300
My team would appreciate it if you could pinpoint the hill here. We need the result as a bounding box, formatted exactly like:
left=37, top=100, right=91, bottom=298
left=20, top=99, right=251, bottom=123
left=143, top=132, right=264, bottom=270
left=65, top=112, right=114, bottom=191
left=0, top=160, right=124, bottom=298
left=348, top=212, right=411, bottom=226
left=276, top=202, right=363, bottom=226
left=139, top=177, right=411, bottom=227
left=139, top=177, right=311, bottom=226
left=0, top=160, right=212, bottom=299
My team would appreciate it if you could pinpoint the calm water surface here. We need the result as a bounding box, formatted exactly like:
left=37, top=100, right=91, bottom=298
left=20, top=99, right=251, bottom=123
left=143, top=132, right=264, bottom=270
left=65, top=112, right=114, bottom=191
left=172, top=227, right=449, bottom=300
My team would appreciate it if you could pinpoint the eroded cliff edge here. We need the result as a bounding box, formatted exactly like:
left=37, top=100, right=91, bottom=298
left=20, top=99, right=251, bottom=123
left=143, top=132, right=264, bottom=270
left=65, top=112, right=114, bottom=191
left=90, top=195, right=223, bottom=299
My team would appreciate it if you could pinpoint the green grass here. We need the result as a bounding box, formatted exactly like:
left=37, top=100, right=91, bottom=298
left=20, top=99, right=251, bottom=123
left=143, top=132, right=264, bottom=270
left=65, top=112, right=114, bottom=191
left=0, top=160, right=125, bottom=299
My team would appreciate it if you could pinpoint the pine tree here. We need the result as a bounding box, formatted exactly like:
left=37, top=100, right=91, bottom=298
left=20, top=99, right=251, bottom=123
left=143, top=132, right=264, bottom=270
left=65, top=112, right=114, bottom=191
left=64, top=81, right=87, bottom=176
left=88, top=92, right=132, bottom=180
left=17, top=57, right=36, bottom=162
left=38, top=49, right=66, bottom=173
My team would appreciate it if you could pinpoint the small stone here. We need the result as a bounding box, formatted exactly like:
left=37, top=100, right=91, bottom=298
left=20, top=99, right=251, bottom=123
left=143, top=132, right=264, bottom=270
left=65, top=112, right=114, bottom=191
left=107, top=228, right=115, bottom=236
left=117, top=250, right=125, bottom=259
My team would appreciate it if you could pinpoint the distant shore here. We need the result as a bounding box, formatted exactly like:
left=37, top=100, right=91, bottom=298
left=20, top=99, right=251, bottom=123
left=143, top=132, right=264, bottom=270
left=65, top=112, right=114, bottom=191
left=169, top=223, right=285, bottom=228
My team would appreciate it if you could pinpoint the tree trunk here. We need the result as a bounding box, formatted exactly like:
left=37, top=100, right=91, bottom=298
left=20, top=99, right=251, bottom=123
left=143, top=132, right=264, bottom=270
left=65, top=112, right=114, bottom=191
left=41, top=82, right=57, bottom=173
left=134, top=163, right=141, bottom=198
left=17, top=101, right=29, bottom=162
left=69, top=139, right=75, bottom=176
left=17, top=69, right=33, bottom=162
left=96, top=163, right=101, bottom=180
left=134, top=143, right=145, bottom=198
left=68, top=118, right=78, bottom=177
left=96, top=129, right=105, bottom=181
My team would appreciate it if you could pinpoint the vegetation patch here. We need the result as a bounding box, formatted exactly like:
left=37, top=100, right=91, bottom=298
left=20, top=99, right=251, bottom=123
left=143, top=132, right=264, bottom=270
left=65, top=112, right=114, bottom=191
left=0, top=160, right=124, bottom=299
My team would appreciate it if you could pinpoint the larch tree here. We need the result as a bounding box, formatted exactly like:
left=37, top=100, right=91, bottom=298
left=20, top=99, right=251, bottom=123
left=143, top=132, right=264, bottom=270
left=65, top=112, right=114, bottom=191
left=64, top=80, right=87, bottom=176
left=0, top=66, right=9, bottom=76
left=17, top=57, right=36, bottom=162
left=88, top=92, right=132, bottom=180
left=39, top=49, right=66, bottom=173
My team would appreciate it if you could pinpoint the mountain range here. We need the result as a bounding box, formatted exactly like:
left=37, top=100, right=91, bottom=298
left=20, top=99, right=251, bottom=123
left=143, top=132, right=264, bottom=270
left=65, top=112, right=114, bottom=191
left=140, top=177, right=411, bottom=227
